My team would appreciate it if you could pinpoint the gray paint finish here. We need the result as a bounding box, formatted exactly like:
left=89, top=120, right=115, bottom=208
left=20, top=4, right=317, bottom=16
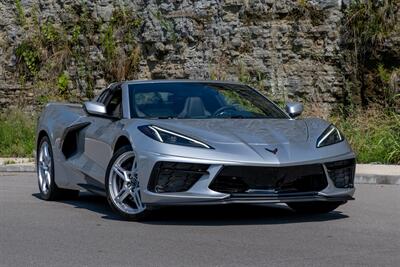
left=36, top=80, right=355, bottom=205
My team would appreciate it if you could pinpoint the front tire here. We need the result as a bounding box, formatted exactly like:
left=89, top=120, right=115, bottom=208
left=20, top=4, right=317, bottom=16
left=287, top=201, right=345, bottom=214
left=105, top=145, right=148, bottom=221
left=37, top=136, right=79, bottom=200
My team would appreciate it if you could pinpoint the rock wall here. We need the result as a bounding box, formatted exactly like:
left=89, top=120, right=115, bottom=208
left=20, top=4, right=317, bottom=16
left=0, top=0, right=349, bottom=114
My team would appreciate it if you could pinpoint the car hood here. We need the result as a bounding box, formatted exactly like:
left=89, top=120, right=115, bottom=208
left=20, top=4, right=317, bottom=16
left=129, top=118, right=352, bottom=165
left=144, top=119, right=309, bottom=145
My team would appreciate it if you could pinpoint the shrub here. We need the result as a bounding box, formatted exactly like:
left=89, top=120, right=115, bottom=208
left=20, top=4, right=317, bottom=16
left=15, top=41, right=40, bottom=76
left=57, top=72, right=70, bottom=95
left=343, top=0, right=399, bottom=108
left=0, top=111, right=36, bottom=157
left=331, top=108, right=400, bottom=164
left=15, top=0, right=26, bottom=26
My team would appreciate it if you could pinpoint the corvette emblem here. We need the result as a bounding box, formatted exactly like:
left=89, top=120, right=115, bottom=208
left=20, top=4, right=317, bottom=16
left=265, top=147, right=278, bottom=154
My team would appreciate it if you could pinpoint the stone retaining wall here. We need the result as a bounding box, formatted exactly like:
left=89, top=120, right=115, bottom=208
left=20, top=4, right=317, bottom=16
left=0, top=0, right=350, bottom=113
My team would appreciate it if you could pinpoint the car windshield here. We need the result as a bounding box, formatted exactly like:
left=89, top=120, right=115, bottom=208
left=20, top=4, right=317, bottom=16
left=128, top=82, right=288, bottom=119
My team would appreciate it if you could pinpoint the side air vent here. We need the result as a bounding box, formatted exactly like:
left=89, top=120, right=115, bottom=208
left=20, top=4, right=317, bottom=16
left=61, top=122, right=90, bottom=159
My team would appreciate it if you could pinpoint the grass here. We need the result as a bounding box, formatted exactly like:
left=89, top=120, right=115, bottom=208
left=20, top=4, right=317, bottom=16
left=0, top=108, right=398, bottom=164
left=3, top=159, right=16, bottom=165
left=331, top=108, right=400, bottom=165
left=0, top=110, right=36, bottom=157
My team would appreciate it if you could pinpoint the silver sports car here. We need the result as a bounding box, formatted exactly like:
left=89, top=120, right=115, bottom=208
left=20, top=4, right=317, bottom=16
left=36, top=80, right=355, bottom=220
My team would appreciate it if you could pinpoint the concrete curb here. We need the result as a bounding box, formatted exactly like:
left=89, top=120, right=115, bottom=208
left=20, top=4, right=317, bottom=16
left=0, top=164, right=35, bottom=172
left=0, top=162, right=399, bottom=185
left=355, top=164, right=400, bottom=185
left=355, top=174, right=400, bottom=185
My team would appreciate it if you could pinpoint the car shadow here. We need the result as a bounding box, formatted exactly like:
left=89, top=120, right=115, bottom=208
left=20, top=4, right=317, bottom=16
left=32, top=192, right=349, bottom=225
left=32, top=192, right=122, bottom=221
left=143, top=205, right=348, bottom=226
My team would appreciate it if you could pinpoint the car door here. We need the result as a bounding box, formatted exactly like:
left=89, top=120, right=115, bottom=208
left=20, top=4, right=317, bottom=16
left=71, top=86, right=126, bottom=194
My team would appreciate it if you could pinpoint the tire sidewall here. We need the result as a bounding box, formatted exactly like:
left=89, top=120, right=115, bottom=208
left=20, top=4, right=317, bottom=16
left=37, top=136, right=56, bottom=200
left=105, top=145, right=147, bottom=221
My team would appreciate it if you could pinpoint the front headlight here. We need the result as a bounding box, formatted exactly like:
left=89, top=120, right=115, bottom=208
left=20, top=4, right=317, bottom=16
left=138, top=125, right=213, bottom=149
left=316, top=125, right=344, bottom=148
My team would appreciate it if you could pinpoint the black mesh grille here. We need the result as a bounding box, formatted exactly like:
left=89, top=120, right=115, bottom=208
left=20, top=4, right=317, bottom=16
left=148, top=162, right=209, bottom=193
left=209, top=164, right=328, bottom=194
left=325, top=159, right=356, bottom=188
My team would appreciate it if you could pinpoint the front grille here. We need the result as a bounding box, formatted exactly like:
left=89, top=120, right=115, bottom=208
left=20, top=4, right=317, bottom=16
left=209, top=164, right=328, bottom=194
left=148, top=162, right=209, bottom=193
left=325, top=159, right=356, bottom=188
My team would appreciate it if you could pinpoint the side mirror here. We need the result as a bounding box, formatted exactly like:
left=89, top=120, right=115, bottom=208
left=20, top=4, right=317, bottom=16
left=285, top=102, right=303, bottom=118
left=83, top=101, right=107, bottom=116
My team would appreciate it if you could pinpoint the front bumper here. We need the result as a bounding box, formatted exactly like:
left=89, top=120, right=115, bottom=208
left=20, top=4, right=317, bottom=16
left=137, top=151, right=356, bottom=206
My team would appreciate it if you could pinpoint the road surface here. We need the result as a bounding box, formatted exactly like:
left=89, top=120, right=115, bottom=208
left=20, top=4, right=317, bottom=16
left=0, top=173, right=399, bottom=267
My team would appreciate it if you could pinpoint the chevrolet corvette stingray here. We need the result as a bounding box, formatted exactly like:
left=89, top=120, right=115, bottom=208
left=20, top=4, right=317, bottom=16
left=36, top=80, right=355, bottom=220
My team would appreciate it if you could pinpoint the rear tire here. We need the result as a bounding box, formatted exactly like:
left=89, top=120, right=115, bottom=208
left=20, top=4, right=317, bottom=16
left=37, top=136, right=79, bottom=200
left=287, top=201, right=345, bottom=214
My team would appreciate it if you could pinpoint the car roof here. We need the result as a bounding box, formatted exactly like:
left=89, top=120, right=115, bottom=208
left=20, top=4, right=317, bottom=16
left=123, top=79, right=244, bottom=86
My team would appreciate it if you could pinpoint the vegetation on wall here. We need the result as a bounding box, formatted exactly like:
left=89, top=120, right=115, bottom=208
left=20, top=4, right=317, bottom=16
left=15, top=0, right=26, bottom=26
left=342, top=0, right=400, bottom=110
left=100, top=9, right=142, bottom=81
left=14, top=3, right=142, bottom=103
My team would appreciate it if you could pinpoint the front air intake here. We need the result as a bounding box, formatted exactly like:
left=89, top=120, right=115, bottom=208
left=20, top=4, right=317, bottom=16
left=209, top=164, right=328, bottom=194
left=325, top=159, right=356, bottom=188
left=148, top=162, right=210, bottom=193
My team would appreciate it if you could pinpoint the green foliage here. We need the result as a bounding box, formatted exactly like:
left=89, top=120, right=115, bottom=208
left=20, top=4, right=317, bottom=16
left=377, top=64, right=390, bottom=83
left=345, top=0, right=397, bottom=55
left=57, top=73, right=70, bottom=95
left=153, top=11, right=178, bottom=43
left=0, top=111, right=36, bottom=157
left=111, top=7, right=142, bottom=29
left=41, top=22, right=60, bottom=45
left=71, top=25, right=81, bottom=44
left=332, top=109, right=400, bottom=164
left=343, top=0, right=399, bottom=108
left=15, top=42, right=40, bottom=76
left=13, top=4, right=142, bottom=102
left=15, top=0, right=26, bottom=26
left=375, top=64, right=399, bottom=108
left=99, top=8, right=142, bottom=81
left=36, top=94, right=50, bottom=106
left=100, top=24, right=116, bottom=60
left=298, top=0, right=308, bottom=7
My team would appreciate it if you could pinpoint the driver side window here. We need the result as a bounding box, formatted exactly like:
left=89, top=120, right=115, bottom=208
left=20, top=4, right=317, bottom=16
left=106, top=89, right=122, bottom=118
left=97, top=88, right=122, bottom=118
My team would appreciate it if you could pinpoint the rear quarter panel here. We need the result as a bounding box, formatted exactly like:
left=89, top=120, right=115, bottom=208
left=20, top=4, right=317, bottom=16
left=37, top=103, right=87, bottom=188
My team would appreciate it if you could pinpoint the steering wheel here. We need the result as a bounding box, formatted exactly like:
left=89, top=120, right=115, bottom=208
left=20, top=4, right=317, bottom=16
left=213, top=106, right=237, bottom=117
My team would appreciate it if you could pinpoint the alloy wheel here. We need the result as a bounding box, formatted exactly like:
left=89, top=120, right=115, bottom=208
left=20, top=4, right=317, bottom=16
left=108, top=151, right=145, bottom=215
left=38, top=141, right=52, bottom=194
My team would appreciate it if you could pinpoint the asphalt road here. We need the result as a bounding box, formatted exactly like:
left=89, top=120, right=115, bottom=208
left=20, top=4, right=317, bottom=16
left=0, top=173, right=399, bottom=267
